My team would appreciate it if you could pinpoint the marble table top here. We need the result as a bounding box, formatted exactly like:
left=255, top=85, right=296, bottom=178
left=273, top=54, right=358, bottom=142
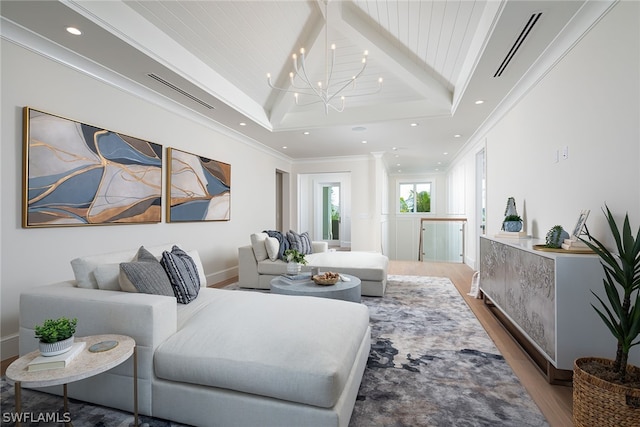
left=6, top=334, right=134, bottom=388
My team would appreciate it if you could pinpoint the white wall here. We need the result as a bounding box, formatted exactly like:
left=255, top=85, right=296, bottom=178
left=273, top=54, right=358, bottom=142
left=0, top=40, right=291, bottom=358
left=448, top=1, right=640, bottom=265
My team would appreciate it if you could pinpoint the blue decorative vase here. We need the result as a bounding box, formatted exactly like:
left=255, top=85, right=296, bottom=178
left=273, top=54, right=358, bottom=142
left=503, top=221, right=523, bottom=232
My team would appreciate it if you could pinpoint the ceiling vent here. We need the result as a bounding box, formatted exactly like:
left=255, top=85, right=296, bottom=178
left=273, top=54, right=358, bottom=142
left=494, top=12, right=542, bottom=78
left=147, top=73, right=215, bottom=110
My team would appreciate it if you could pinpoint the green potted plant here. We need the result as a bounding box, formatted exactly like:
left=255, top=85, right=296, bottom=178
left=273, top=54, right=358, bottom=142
left=545, top=225, right=569, bottom=248
left=284, top=249, right=307, bottom=275
left=35, top=317, right=78, bottom=356
left=502, top=197, right=523, bottom=232
left=573, top=205, right=640, bottom=426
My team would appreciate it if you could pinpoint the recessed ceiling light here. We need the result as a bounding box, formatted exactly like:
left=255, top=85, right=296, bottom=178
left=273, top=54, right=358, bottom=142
left=352, top=126, right=367, bottom=132
left=239, top=122, right=246, bottom=126
left=396, top=163, right=400, bottom=167
left=475, top=100, right=484, bottom=105
left=454, top=134, right=461, bottom=138
left=282, top=146, right=288, bottom=149
left=443, top=152, right=449, bottom=155
left=361, top=140, right=367, bottom=144
left=66, top=27, right=82, bottom=36
left=410, top=123, right=418, bottom=127
left=303, top=131, right=310, bottom=135
left=398, top=169, right=402, bottom=173
left=392, top=147, right=398, bottom=151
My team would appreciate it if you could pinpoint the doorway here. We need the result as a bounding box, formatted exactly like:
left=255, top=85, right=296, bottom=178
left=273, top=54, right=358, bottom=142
left=297, top=173, right=350, bottom=248
left=276, top=169, right=290, bottom=232
left=320, top=184, right=340, bottom=245
left=475, top=147, right=486, bottom=268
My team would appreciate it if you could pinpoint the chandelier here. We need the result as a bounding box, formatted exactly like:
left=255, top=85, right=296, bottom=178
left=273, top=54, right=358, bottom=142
left=267, top=3, right=383, bottom=114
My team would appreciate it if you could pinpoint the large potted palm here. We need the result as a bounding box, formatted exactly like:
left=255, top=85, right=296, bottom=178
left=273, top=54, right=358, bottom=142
left=573, top=205, right=640, bottom=427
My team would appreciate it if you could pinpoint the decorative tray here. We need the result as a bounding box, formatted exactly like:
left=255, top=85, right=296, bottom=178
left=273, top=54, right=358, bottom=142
left=312, top=274, right=340, bottom=286
left=533, top=244, right=593, bottom=254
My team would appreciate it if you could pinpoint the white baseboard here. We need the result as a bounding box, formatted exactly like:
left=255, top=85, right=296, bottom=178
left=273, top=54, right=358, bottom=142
left=206, top=266, right=238, bottom=286
left=2, top=333, right=19, bottom=360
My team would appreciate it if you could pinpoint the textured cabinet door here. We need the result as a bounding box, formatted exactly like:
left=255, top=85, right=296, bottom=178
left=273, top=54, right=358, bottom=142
left=479, top=237, right=507, bottom=308
left=504, top=246, right=555, bottom=360
left=479, top=237, right=556, bottom=361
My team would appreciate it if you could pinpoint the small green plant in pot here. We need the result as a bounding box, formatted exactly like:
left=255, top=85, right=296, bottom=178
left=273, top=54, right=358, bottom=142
left=284, top=249, right=307, bottom=274
left=502, top=197, right=523, bottom=232
left=545, top=225, right=569, bottom=248
left=572, top=206, right=640, bottom=427
left=35, top=317, right=77, bottom=356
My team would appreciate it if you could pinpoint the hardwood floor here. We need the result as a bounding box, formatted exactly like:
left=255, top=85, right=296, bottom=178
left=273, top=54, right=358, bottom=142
left=388, top=260, right=573, bottom=427
left=2, top=260, right=573, bottom=426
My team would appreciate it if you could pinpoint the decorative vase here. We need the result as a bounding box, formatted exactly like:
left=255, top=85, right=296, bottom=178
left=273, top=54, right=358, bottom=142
left=503, top=221, right=523, bottom=232
left=39, top=335, right=74, bottom=357
left=573, top=357, right=640, bottom=427
left=287, top=262, right=301, bottom=275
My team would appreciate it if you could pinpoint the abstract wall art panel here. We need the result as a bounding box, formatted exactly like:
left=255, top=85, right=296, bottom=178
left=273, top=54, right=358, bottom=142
left=167, top=148, right=231, bottom=222
left=23, top=107, right=163, bottom=227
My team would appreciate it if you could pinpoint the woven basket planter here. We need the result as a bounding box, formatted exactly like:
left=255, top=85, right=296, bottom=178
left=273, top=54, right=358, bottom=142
left=573, top=357, right=640, bottom=427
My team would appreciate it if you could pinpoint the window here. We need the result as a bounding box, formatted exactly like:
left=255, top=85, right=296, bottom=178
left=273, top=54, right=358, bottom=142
left=399, top=182, right=431, bottom=213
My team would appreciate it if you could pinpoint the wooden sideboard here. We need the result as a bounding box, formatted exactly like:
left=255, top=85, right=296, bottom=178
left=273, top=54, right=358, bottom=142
left=478, top=236, right=629, bottom=383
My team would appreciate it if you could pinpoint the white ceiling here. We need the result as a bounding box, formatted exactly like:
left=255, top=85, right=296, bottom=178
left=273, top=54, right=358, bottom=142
left=1, top=0, right=594, bottom=174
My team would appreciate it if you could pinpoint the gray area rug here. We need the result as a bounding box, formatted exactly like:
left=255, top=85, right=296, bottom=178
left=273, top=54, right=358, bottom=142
left=351, top=275, right=547, bottom=427
left=1, top=275, right=547, bottom=426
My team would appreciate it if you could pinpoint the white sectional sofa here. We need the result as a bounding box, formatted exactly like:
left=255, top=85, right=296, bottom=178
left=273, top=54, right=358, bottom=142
left=238, top=233, right=389, bottom=296
left=18, top=244, right=371, bottom=427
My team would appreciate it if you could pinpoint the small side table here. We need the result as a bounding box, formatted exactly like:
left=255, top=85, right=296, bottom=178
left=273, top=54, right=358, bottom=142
left=5, top=334, right=137, bottom=427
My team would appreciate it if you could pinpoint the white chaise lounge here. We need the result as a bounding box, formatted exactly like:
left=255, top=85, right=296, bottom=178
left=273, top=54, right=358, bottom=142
left=17, top=244, right=371, bottom=427
left=238, top=233, right=389, bottom=296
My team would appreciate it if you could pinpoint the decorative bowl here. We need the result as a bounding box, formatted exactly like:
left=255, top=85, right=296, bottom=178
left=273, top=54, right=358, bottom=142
left=312, top=273, right=340, bottom=286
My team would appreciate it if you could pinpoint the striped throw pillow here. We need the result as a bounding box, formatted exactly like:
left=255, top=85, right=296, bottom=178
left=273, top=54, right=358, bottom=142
left=286, top=230, right=312, bottom=255
left=161, top=246, right=200, bottom=304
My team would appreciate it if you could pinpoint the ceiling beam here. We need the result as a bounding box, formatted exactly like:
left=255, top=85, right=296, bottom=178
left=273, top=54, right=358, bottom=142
left=266, top=5, right=326, bottom=128
left=65, top=0, right=273, bottom=130
left=336, top=1, right=452, bottom=109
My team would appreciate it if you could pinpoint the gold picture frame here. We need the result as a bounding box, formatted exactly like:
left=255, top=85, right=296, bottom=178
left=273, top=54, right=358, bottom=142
left=166, top=148, right=231, bottom=222
left=23, top=107, right=163, bottom=227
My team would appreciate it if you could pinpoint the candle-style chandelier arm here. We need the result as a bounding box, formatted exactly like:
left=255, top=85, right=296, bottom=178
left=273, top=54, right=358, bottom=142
left=265, top=3, right=383, bottom=115
left=267, top=51, right=382, bottom=102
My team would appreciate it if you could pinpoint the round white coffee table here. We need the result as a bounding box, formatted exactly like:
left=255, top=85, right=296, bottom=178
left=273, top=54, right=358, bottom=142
left=5, top=334, right=137, bottom=427
left=270, top=273, right=361, bottom=302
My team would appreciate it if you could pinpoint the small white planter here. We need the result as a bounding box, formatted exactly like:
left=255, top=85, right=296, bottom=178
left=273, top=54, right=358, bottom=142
left=39, top=335, right=74, bottom=357
left=287, top=262, right=301, bottom=275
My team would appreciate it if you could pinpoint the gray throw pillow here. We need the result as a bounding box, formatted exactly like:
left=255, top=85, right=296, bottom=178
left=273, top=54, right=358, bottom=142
left=286, top=230, right=312, bottom=255
left=161, top=246, right=200, bottom=304
left=119, top=246, right=174, bottom=296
